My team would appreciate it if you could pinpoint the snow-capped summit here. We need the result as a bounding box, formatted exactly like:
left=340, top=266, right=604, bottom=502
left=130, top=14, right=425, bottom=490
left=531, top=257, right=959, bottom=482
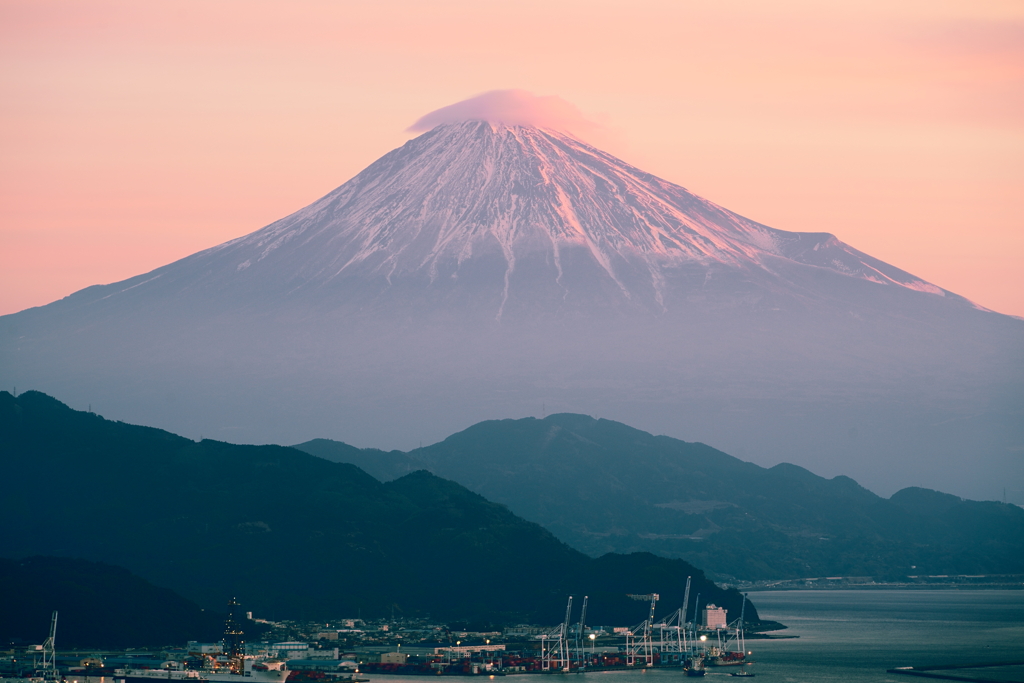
left=124, top=118, right=970, bottom=320
left=1, top=110, right=1020, bottom=503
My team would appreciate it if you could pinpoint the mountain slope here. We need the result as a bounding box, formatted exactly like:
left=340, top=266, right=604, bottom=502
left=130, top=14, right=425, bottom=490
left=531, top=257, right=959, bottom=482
left=0, top=557, right=229, bottom=648
left=0, top=391, right=749, bottom=626
left=163, top=121, right=966, bottom=313
left=1, top=120, right=1021, bottom=502
left=3, top=122, right=980, bottom=318
left=294, top=414, right=1024, bottom=581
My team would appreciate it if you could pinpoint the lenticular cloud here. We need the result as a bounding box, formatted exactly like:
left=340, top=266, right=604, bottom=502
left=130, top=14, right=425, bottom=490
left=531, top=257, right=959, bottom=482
left=408, top=89, right=598, bottom=135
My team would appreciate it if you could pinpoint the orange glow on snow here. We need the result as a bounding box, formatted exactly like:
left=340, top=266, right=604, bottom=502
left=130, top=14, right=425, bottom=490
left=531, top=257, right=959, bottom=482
left=0, top=0, right=1021, bottom=315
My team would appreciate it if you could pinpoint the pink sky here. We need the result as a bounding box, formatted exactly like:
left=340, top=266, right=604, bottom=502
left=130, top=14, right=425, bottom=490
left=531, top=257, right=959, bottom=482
left=2, top=0, right=1022, bottom=316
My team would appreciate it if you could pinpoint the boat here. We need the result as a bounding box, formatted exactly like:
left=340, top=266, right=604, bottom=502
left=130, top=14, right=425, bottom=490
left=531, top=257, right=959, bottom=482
left=685, top=654, right=706, bottom=678
left=118, top=598, right=290, bottom=683
left=708, top=594, right=750, bottom=667
left=707, top=647, right=747, bottom=666
left=729, top=672, right=755, bottom=678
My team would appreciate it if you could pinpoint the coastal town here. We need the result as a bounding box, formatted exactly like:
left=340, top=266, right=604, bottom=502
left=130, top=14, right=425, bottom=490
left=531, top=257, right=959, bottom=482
left=1, top=599, right=757, bottom=681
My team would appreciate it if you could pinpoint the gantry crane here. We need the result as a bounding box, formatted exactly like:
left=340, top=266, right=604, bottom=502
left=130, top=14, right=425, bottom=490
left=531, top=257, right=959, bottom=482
left=625, top=593, right=659, bottom=666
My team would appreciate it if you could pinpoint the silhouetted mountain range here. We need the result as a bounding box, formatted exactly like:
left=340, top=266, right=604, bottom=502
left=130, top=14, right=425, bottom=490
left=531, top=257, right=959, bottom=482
left=0, top=391, right=748, bottom=627
left=294, top=414, right=1024, bottom=581
left=0, top=557, right=232, bottom=648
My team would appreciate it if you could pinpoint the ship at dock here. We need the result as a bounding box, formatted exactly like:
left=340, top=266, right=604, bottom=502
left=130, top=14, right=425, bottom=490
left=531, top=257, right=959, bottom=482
left=707, top=647, right=747, bottom=667
left=116, top=600, right=288, bottom=683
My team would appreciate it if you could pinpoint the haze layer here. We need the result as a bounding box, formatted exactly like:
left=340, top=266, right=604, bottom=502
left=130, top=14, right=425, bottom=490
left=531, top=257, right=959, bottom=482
left=3, top=113, right=1021, bottom=501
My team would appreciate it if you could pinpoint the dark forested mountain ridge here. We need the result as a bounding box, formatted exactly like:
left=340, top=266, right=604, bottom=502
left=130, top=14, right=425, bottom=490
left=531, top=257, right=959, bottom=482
left=0, top=391, right=747, bottom=626
left=295, top=414, right=1024, bottom=581
left=0, top=556, right=230, bottom=648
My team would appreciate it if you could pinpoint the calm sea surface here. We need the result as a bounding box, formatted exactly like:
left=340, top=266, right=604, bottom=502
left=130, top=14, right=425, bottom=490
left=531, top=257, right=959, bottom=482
left=369, top=590, right=1024, bottom=683
left=735, top=589, right=1024, bottom=681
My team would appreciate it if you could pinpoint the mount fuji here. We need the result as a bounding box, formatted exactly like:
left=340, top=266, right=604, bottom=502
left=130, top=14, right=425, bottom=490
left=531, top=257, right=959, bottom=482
left=3, top=110, right=1022, bottom=501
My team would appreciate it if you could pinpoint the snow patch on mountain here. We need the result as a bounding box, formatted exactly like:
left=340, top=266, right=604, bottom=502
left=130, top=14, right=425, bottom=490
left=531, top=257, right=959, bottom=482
left=196, top=120, right=955, bottom=313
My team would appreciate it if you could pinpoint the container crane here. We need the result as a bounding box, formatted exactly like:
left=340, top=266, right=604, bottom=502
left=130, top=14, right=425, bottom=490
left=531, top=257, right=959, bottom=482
left=681, top=576, right=692, bottom=653
left=542, top=596, right=574, bottom=672
left=626, top=593, right=659, bottom=666
left=574, top=596, right=588, bottom=668
left=38, top=611, right=58, bottom=683
left=558, top=596, right=573, bottom=671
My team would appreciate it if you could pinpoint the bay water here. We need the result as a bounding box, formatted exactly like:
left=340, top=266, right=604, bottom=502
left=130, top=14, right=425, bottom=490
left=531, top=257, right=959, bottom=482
left=737, top=589, right=1024, bottom=681
left=370, top=590, right=1023, bottom=682
left=75, top=590, right=1023, bottom=683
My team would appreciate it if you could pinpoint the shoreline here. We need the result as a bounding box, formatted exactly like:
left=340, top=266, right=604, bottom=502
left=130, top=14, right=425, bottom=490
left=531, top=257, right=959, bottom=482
left=888, top=660, right=1024, bottom=682
left=737, top=579, right=1024, bottom=592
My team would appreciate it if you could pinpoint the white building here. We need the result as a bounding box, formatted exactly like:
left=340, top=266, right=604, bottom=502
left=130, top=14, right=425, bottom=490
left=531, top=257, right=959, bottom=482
left=186, top=642, right=223, bottom=654
left=272, top=642, right=310, bottom=659
left=702, top=604, right=727, bottom=629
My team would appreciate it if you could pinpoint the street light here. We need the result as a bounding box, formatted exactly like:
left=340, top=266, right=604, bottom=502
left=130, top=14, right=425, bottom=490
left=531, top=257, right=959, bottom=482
left=588, top=633, right=596, bottom=662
